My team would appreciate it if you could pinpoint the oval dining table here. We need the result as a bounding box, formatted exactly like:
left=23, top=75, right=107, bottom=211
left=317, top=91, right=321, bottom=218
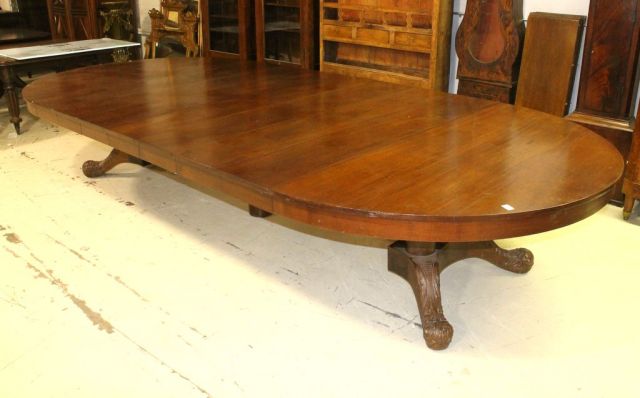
left=22, top=57, right=623, bottom=350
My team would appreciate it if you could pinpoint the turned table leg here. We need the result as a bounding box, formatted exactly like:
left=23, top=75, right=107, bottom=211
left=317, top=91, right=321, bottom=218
left=1, top=65, right=22, bottom=134
left=388, top=240, right=534, bottom=350
left=82, top=148, right=149, bottom=177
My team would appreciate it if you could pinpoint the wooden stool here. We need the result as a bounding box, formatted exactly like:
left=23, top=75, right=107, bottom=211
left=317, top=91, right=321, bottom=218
left=623, top=121, right=640, bottom=219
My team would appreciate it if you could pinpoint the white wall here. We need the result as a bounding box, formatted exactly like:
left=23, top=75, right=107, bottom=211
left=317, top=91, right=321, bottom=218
left=454, top=0, right=589, bottom=16
left=0, top=0, right=13, bottom=11
left=137, top=0, right=156, bottom=36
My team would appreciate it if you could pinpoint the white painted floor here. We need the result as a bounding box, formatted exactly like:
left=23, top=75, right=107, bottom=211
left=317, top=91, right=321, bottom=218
left=1, top=109, right=639, bottom=398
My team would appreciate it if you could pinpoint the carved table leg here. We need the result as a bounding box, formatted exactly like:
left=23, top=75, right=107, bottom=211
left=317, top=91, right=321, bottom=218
left=1, top=66, right=22, bottom=134
left=82, top=148, right=149, bottom=178
left=388, top=242, right=453, bottom=350
left=249, top=205, right=272, bottom=218
left=388, top=240, right=535, bottom=350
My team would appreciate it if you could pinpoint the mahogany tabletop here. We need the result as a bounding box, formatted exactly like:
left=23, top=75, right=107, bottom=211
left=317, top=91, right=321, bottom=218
left=23, top=57, right=624, bottom=242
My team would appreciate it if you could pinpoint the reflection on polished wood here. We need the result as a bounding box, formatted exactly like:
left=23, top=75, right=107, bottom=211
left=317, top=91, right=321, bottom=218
left=23, top=58, right=624, bottom=349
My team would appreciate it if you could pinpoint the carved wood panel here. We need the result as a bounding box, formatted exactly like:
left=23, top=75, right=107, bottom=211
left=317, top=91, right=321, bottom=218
left=575, top=0, right=640, bottom=120
left=455, top=0, right=524, bottom=103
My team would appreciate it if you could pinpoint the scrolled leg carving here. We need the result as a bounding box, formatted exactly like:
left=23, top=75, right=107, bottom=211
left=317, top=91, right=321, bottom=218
left=82, top=148, right=149, bottom=178
left=490, top=246, right=534, bottom=274
left=438, top=242, right=533, bottom=274
left=413, top=256, right=454, bottom=350
left=388, top=240, right=535, bottom=350
left=388, top=242, right=454, bottom=350
left=474, top=241, right=532, bottom=274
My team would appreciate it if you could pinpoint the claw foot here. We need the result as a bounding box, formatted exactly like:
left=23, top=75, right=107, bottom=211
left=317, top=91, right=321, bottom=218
left=500, top=248, right=534, bottom=274
left=82, top=160, right=108, bottom=178
left=82, top=148, right=148, bottom=178
left=424, top=319, right=454, bottom=350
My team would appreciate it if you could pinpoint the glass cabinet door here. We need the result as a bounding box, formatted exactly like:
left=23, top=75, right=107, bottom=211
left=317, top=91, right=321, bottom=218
left=209, top=0, right=240, bottom=54
left=261, top=0, right=301, bottom=64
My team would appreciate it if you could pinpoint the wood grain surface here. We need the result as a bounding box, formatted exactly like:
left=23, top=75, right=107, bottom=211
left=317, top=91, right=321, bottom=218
left=575, top=0, right=640, bottom=119
left=23, top=57, right=624, bottom=242
left=515, top=12, right=584, bottom=117
left=455, top=0, right=524, bottom=103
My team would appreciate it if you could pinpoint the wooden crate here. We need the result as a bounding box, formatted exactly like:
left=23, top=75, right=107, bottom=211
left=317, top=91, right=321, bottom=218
left=320, top=0, right=453, bottom=90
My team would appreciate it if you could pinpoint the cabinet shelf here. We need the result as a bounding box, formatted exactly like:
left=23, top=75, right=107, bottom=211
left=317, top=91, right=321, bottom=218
left=323, top=20, right=433, bottom=35
left=255, top=0, right=316, bottom=68
left=203, top=0, right=253, bottom=58
left=210, top=15, right=240, bottom=20
left=322, top=61, right=431, bottom=87
left=320, top=0, right=451, bottom=89
left=265, top=3, right=301, bottom=9
left=210, top=26, right=240, bottom=33
left=264, top=21, right=301, bottom=32
left=324, top=38, right=430, bottom=54
left=264, top=0, right=300, bottom=7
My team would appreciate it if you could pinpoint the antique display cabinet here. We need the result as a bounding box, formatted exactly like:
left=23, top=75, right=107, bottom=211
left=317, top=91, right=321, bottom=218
left=319, top=0, right=453, bottom=90
left=46, top=0, right=136, bottom=41
left=254, top=0, right=316, bottom=69
left=201, top=0, right=254, bottom=58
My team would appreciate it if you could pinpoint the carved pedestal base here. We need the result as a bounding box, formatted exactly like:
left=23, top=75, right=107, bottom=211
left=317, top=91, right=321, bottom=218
left=82, top=148, right=149, bottom=177
left=388, top=241, right=534, bottom=350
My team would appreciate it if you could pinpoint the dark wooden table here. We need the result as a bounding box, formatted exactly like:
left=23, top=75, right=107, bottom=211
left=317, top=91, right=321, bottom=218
left=1, top=39, right=139, bottom=134
left=23, top=58, right=624, bottom=350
